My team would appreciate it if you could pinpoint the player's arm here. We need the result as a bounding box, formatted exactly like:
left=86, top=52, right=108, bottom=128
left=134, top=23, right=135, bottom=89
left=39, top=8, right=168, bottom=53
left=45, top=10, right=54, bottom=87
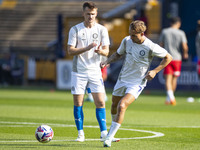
left=100, top=52, right=122, bottom=68
left=145, top=53, right=173, bottom=81
left=182, top=42, right=189, bottom=59
left=95, top=43, right=109, bottom=56
left=95, top=27, right=110, bottom=56
left=101, top=37, right=126, bottom=68
left=67, top=43, right=97, bottom=56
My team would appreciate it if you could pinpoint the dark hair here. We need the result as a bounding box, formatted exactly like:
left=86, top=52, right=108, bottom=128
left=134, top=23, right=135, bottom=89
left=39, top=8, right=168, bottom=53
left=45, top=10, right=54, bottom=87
left=170, top=17, right=181, bottom=25
left=130, top=20, right=146, bottom=33
left=83, top=1, right=97, bottom=10
left=197, top=20, right=200, bottom=31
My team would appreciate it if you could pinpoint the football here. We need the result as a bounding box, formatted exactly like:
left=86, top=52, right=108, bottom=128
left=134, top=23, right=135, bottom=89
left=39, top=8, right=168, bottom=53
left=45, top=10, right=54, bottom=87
left=35, top=125, right=54, bottom=143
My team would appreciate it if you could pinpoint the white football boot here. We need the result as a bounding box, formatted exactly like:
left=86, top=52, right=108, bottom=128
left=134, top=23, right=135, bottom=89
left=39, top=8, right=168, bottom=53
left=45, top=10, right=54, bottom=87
left=75, top=134, right=85, bottom=142
left=103, top=136, right=112, bottom=147
left=101, top=135, right=120, bottom=142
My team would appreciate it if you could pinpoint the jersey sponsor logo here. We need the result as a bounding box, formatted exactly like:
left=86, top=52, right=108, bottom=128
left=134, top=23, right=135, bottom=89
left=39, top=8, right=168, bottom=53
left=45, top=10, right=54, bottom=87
left=81, top=33, right=86, bottom=40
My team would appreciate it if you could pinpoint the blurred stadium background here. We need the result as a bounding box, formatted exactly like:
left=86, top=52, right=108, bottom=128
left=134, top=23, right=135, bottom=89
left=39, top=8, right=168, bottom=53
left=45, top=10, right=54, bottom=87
left=0, top=0, right=200, bottom=91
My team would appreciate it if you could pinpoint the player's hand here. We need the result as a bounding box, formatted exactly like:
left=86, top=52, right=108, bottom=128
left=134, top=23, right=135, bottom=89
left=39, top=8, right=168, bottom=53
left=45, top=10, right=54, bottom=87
left=100, top=62, right=106, bottom=68
left=183, top=53, right=189, bottom=60
left=87, top=43, right=97, bottom=50
left=94, top=43, right=102, bottom=54
left=145, top=70, right=156, bottom=81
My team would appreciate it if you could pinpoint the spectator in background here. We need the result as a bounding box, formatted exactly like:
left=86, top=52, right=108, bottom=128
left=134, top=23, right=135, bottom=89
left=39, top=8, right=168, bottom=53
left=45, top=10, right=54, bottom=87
left=195, top=19, right=200, bottom=79
left=159, top=17, right=189, bottom=105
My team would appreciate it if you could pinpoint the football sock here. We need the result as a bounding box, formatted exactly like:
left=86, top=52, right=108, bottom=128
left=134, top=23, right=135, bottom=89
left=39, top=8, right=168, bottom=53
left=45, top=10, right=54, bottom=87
left=167, top=90, right=175, bottom=101
left=78, top=130, right=84, bottom=136
left=96, top=108, right=107, bottom=132
left=105, top=94, right=108, bottom=101
left=107, top=121, right=121, bottom=139
left=101, top=130, right=108, bottom=138
left=87, top=88, right=92, bottom=94
left=86, top=88, right=94, bottom=100
left=74, top=105, right=84, bottom=131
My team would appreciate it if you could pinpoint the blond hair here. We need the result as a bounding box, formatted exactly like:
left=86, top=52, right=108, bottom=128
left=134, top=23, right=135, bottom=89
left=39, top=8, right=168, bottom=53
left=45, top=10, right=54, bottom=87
left=130, top=20, right=146, bottom=33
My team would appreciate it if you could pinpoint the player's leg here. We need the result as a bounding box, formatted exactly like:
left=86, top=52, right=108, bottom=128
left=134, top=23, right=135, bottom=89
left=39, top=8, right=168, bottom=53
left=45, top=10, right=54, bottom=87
left=111, top=95, right=122, bottom=121
left=115, top=93, right=135, bottom=124
left=170, top=76, right=178, bottom=105
left=172, top=76, right=178, bottom=92
left=104, top=93, right=135, bottom=147
left=71, top=72, right=88, bottom=142
left=109, top=94, right=135, bottom=136
left=84, top=87, right=94, bottom=102
left=104, top=84, right=144, bottom=147
left=92, top=92, right=108, bottom=138
left=165, top=74, right=176, bottom=105
left=89, top=74, right=108, bottom=139
left=168, top=61, right=181, bottom=105
left=110, top=80, right=125, bottom=121
left=73, top=94, right=85, bottom=141
left=92, top=93, right=105, bottom=108
left=172, top=60, right=181, bottom=93
left=164, top=62, right=176, bottom=105
left=165, top=74, right=173, bottom=91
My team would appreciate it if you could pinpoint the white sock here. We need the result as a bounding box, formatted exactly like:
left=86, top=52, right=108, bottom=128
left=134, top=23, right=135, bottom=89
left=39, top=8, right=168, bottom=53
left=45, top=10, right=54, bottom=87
left=101, top=130, right=108, bottom=137
left=88, top=93, right=93, bottom=100
left=167, top=90, right=175, bottom=101
left=111, top=114, right=117, bottom=121
left=107, top=121, right=121, bottom=139
left=105, top=94, right=108, bottom=101
left=78, top=130, right=84, bottom=136
left=166, top=95, right=170, bottom=102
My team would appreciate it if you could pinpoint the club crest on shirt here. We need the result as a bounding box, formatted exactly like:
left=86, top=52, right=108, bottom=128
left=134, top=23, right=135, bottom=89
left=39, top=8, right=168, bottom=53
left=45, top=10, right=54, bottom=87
left=93, top=33, right=98, bottom=39
left=139, top=50, right=145, bottom=56
left=139, top=50, right=145, bottom=59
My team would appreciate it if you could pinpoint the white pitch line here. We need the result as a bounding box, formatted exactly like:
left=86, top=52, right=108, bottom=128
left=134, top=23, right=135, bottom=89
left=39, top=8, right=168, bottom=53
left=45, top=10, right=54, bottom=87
left=1, top=121, right=199, bottom=128
left=121, top=125, right=200, bottom=128
left=0, top=121, right=165, bottom=143
left=119, top=128, right=164, bottom=139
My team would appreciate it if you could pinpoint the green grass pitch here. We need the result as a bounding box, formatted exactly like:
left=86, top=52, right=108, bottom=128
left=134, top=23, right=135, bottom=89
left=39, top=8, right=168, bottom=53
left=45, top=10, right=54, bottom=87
left=0, top=87, right=200, bottom=150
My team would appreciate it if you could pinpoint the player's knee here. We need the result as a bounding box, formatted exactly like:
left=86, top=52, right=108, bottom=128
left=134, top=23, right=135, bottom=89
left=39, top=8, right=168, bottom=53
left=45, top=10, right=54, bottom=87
left=74, top=99, right=83, bottom=106
left=118, top=102, right=127, bottom=111
left=95, top=100, right=105, bottom=108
